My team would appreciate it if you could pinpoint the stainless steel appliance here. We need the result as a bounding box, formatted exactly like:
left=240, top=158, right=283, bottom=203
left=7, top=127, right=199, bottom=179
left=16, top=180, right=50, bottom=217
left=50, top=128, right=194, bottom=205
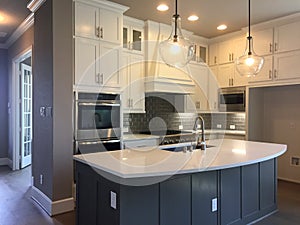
left=74, top=92, right=121, bottom=154
left=219, top=87, right=246, bottom=112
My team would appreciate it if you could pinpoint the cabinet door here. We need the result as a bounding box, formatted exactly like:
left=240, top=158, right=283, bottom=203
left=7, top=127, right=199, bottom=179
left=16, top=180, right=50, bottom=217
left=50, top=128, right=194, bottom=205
left=218, top=40, right=234, bottom=64
left=74, top=38, right=99, bottom=87
left=217, top=64, right=232, bottom=88
left=248, top=55, right=273, bottom=83
left=75, top=2, right=99, bottom=40
left=99, top=43, right=121, bottom=87
left=121, top=54, right=131, bottom=110
left=99, top=9, right=122, bottom=44
left=130, top=54, right=145, bottom=113
left=252, top=28, right=274, bottom=55
left=275, top=20, right=300, bottom=53
left=209, top=43, right=219, bottom=66
left=233, top=66, right=248, bottom=87
left=208, top=68, right=219, bottom=111
left=187, top=63, right=209, bottom=112
left=160, top=176, right=191, bottom=225
left=131, top=28, right=143, bottom=52
left=274, top=50, right=300, bottom=80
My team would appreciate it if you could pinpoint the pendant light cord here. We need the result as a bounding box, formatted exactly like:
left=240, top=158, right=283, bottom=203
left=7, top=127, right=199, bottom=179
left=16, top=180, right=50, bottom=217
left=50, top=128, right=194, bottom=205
left=248, top=0, right=252, bottom=54
left=174, top=0, right=178, bottom=41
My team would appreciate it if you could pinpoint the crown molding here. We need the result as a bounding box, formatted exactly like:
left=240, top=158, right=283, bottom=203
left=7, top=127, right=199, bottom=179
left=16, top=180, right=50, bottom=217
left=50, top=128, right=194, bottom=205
left=3, top=13, right=34, bottom=49
left=27, top=0, right=46, bottom=13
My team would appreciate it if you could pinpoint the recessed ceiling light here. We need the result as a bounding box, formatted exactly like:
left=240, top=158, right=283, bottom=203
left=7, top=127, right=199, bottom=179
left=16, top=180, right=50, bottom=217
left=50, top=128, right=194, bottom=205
left=188, top=15, right=199, bottom=21
left=217, top=24, right=227, bottom=31
left=157, top=4, right=169, bottom=12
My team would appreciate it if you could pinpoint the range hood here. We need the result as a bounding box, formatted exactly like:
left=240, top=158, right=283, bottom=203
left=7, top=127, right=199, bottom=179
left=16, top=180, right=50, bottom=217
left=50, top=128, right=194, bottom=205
left=144, top=20, right=195, bottom=94
left=144, top=75, right=195, bottom=94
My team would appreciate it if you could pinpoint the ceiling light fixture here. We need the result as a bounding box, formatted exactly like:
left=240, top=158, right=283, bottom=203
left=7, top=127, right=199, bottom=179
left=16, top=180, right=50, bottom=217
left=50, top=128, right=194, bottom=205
left=235, top=0, right=264, bottom=77
left=188, top=15, right=199, bottom=21
left=0, top=14, right=5, bottom=23
left=159, top=0, right=194, bottom=68
left=157, top=4, right=169, bottom=12
left=217, top=24, right=227, bottom=31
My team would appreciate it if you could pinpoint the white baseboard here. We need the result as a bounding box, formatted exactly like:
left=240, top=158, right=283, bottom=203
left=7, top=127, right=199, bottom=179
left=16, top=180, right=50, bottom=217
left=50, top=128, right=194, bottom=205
left=8, top=159, right=13, bottom=169
left=278, top=177, right=300, bottom=184
left=0, top=158, right=9, bottom=166
left=31, top=186, right=75, bottom=216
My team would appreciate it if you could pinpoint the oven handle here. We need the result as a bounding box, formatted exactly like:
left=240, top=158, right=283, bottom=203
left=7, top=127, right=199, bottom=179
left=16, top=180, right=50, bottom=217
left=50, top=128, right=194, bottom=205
left=78, top=139, right=121, bottom=145
left=78, top=102, right=120, bottom=107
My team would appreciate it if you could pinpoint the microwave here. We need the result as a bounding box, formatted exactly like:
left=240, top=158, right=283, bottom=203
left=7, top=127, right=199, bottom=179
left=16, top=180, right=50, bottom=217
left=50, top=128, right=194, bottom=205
left=219, top=87, right=245, bottom=112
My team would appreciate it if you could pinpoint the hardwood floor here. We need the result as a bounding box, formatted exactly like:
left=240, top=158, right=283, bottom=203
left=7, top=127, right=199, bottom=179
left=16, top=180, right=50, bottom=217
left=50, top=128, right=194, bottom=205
left=0, top=165, right=299, bottom=225
left=0, top=166, right=75, bottom=225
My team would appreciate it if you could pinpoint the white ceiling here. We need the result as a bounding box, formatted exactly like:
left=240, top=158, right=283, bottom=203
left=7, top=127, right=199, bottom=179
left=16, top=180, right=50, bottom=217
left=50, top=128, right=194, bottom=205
left=108, top=0, right=300, bottom=38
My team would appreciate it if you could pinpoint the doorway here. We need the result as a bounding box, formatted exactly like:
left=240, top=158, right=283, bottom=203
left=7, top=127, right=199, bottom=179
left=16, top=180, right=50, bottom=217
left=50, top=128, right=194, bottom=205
left=11, top=48, right=32, bottom=170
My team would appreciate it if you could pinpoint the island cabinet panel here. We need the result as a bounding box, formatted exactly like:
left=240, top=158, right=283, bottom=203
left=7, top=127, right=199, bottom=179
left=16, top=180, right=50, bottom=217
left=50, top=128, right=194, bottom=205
left=220, top=167, right=242, bottom=225
left=260, top=159, right=276, bottom=210
left=119, top=184, right=159, bottom=225
left=241, top=164, right=260, bottom=221
left=191, top=171, right=218, bottom=225
left=160, top=175, right=191, bottom=225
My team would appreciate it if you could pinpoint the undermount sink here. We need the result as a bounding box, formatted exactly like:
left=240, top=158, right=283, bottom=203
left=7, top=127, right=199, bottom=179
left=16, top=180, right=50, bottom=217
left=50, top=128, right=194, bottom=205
left=160, top=144, right=215, bottom=152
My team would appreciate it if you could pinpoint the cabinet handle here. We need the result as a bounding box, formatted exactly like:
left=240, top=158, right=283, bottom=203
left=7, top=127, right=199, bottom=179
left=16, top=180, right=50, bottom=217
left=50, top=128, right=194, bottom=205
left=229, top=54, right=231, bottom=61
left=128, top=99, right=131, bottom=107
left=231, top=53, right=234, bottom=61
left=100, top=27, right=103, bottom=39
left=269, top=43, right=273, bottom=53
left=275, top=43, right=278, bottom=52
left=232, top=78, right=234, bottom=86
left=96, top=27, right=100, bottom=38
left=274, top=69, right=277, bottom=79
left=100, top=73, right=104, bottom=84
left=196, top=101, right=200, bottom=109
left=95, top=73, right=100, bottom=83
left=214, top=56, right=217, bottom=64
left=128, top=41, right=131, bottom=50
left=229, top=79, right=231, bottom=86
left=269, top=70, right=272, bottom=79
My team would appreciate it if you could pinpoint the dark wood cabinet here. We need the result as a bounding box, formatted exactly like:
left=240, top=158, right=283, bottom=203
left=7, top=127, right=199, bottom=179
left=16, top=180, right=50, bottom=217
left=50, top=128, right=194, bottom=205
left=75, top=159, right=277, bottom=225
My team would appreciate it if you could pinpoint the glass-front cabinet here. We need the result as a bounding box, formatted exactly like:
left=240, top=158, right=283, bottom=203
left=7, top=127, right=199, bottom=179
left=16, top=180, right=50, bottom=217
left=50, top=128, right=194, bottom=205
left=123, top=16, right=144, bottom=54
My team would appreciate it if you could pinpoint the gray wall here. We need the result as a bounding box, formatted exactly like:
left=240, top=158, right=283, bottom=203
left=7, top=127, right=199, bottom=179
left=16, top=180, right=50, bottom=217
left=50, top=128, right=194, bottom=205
left=0, top=49, right=8, bottom=158
left=7, top=26, right=34, bottom=160
left=33, top=0, right=73, bottom=201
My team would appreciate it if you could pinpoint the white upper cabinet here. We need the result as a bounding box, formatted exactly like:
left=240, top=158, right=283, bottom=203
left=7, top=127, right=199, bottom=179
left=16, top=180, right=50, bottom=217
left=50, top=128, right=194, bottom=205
left=252, top=28, right=274, bottom=56
left=121, top=53, right=145, bottom=113
left=75, top=3, right=99, bottom=40
left=218, top=37, right=245, bottom=64
left=248, top=55, right=273, bottom=83
left=74, top=1, right=128, bottom=44
left=274, top=20, right=300, bottom=53
left=273, top=50, right=300, bottom=81
left=209, top=43, right=219, bottom=66
left=123, top=17, right=144, bottom=54
left=74, top=38, right=121, bottom=89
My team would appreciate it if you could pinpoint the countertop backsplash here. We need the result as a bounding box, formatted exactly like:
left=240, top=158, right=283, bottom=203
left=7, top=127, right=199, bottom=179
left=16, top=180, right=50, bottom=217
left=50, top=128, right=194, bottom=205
left=123, top=96, right=245, bottom=133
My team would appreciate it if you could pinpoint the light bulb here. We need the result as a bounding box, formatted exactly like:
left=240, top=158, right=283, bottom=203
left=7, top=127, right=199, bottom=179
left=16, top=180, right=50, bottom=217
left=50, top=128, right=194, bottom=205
left=245, top=57, right=255, bottom=66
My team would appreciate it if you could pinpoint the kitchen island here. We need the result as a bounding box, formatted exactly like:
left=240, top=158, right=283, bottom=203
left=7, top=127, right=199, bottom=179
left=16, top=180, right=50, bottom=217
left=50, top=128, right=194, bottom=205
left=73, top=139, right=286, bottom=225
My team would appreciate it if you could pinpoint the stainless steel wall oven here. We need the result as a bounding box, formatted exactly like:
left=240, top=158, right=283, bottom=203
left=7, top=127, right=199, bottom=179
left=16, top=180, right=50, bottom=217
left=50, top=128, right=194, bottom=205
left=74, top=92, right=121, bottom=154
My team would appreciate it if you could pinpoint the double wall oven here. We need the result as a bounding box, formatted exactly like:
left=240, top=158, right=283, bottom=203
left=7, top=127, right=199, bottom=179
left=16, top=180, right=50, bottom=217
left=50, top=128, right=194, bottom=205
left=74, top=92, right=121, bottom=154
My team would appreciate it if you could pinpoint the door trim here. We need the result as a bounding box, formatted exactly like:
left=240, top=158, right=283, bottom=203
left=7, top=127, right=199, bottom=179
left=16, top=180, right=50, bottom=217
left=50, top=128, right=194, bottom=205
left=10, top=46, right=32, bottom=170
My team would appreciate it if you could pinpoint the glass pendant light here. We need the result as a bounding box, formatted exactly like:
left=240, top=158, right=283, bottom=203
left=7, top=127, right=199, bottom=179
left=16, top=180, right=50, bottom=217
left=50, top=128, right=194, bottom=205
left=235, top=0, right=264, bottom=77
left=159, top=0, right=194, bottom=68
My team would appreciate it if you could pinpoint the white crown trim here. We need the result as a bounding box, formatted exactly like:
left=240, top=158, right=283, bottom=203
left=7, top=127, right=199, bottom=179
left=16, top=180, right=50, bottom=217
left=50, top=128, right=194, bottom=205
left=27, top=0, right=46, bottom=13
left=3, top=13, right=34, bottom=49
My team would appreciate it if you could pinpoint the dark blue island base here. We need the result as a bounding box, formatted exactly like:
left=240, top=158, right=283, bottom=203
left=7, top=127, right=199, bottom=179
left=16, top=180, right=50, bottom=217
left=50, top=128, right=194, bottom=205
left=75, top=159, right=277, bottom=225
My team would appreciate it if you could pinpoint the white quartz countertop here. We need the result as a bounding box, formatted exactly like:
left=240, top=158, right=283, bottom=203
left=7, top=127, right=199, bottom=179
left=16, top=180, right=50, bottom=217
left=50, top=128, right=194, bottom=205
left=74, top=139, right=286, bottom=179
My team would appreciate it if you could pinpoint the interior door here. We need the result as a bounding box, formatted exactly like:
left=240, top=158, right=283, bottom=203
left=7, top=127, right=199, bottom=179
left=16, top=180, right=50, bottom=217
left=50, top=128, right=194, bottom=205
left=20, top=63, right=32, bottom=168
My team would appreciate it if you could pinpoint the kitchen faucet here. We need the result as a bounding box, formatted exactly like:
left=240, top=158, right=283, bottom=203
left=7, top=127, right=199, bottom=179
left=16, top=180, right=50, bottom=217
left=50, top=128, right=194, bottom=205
left=193, top=116, right=206, bottom=150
